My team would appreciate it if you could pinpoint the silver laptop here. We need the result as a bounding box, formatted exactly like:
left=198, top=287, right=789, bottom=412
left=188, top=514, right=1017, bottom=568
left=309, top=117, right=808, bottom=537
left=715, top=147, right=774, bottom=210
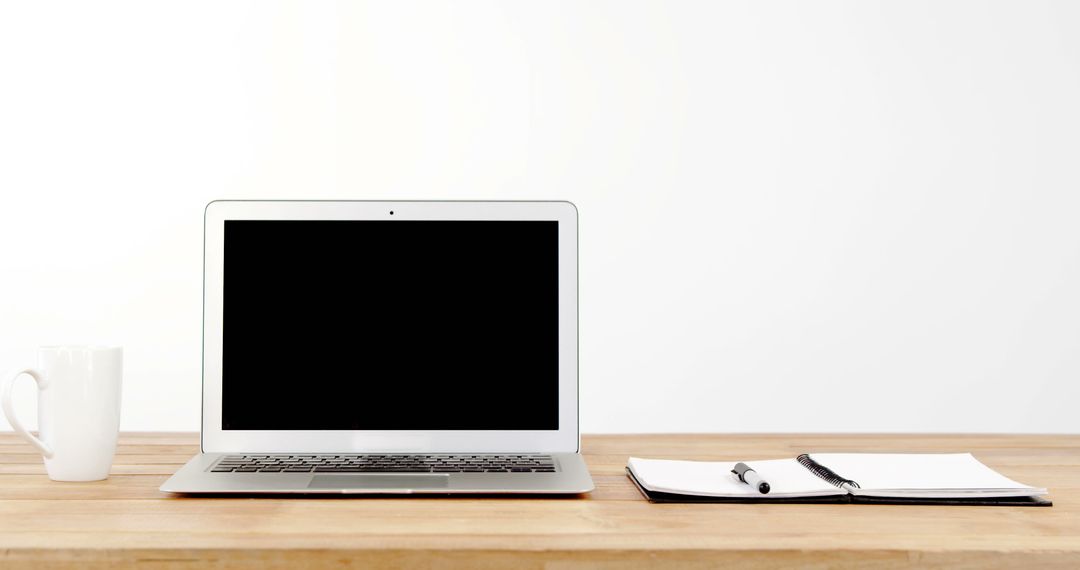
left=161, top=200, right=594, bottom=495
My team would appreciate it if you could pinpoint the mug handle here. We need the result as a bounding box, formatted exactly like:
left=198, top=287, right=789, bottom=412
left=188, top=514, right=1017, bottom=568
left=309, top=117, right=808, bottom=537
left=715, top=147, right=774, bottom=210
left=1, top=368, right=54, bottom=458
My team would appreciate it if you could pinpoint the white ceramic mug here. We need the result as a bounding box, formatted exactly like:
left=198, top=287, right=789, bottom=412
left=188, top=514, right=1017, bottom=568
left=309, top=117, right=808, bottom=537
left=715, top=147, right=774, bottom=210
left=2, top=346, right=122, bottom=481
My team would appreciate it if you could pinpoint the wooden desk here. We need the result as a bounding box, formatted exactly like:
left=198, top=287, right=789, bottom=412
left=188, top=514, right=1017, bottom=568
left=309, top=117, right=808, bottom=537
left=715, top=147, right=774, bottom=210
left=1, top=433, right=1077, bottom=568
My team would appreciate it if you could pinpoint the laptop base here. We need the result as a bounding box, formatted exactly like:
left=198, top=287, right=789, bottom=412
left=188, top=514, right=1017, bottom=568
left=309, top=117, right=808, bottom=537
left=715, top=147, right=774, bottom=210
left=161, top=452, right=594, bottom=494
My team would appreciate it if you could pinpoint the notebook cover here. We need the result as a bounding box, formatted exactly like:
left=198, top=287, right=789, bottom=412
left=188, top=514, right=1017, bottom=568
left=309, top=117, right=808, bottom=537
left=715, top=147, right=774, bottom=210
left=850, top=494, right=1052, bottom=507
left=626, top=468, right=1052, bottom=506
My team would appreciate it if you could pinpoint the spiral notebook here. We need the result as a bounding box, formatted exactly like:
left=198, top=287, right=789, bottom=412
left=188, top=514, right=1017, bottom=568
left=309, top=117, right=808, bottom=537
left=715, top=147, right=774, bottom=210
left=627, top=453, right=1051, bottom=506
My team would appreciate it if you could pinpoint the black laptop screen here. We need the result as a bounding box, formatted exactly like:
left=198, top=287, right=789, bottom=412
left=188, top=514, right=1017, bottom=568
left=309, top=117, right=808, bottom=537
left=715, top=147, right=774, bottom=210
left=220, top=220, right=559, bottom=430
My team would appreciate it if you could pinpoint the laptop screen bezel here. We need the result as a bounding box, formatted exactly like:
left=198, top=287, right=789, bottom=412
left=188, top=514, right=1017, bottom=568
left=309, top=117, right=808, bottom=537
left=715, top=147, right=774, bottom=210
left=200, top=200, right=579, bottom=454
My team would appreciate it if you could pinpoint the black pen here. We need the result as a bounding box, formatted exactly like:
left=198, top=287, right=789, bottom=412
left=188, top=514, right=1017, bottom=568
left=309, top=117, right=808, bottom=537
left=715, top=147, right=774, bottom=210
left=731, top=462, right=771, bottom=494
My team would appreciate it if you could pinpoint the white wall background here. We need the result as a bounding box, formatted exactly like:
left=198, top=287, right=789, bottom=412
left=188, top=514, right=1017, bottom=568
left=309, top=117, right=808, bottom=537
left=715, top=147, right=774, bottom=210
left=2, top=0, right=1078, bottom=434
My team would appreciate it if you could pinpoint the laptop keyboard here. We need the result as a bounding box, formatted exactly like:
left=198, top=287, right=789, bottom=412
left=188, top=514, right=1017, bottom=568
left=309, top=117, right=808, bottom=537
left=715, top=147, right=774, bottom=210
left=210, top=454, right=557, bottom=473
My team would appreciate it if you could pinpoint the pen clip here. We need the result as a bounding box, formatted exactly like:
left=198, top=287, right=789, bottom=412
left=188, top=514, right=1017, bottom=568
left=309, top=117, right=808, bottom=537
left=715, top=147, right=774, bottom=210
left=731, top=462, right=752, bottom=483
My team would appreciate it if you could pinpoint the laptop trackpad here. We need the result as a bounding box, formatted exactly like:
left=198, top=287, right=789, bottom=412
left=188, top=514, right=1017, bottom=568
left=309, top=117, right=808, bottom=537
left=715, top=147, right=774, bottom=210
left=308, top=474, right=450, bottom=490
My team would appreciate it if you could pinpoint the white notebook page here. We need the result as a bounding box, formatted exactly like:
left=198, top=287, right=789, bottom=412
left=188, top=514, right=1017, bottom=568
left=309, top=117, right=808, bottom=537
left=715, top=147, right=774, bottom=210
left=807, top=453, right=1046, bottom=498
left=628, top=457, right=842, bottom=498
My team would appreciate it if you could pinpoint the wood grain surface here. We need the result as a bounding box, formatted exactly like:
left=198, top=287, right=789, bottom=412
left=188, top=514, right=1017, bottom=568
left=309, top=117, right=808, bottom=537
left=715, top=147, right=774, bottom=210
left=1, top=432, right=1077, bottom=568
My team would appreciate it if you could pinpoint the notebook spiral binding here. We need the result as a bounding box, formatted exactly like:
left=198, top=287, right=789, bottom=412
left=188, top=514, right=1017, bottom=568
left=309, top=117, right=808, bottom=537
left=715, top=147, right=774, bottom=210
left=796, top=454, right=860, bottom=489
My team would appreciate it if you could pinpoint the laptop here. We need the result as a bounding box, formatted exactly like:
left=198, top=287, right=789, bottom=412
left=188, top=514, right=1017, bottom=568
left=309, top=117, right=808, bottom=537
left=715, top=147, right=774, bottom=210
left=161, top=200, right=594, bottom=495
